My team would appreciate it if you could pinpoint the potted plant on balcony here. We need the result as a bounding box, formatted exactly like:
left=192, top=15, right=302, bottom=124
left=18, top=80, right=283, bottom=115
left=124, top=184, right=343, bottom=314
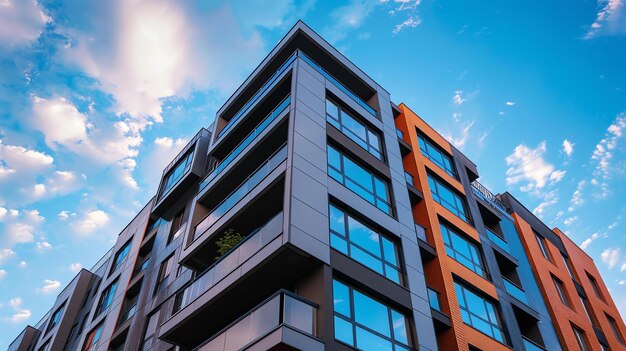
left=214, top=229, right=244, bottom=261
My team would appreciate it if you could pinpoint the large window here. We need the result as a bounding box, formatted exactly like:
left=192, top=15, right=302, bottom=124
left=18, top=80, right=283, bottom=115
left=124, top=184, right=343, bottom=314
left=94, top=280, right=118, bottom=317
left=454, top=282, right=506, bottom=343
left=586, top=272, right=605, bottom=302
left=572, top=325, right=590, bottom=351
left=534, top=232, right=552, bottom=262
left=552, top=275, right=570, bottom=307
left=168, top=208, right=185, bottom=243
left=155, top=255, right=175, bottom=294
left=329, top=204, right=402, bottom=284
left=160, top=149, right=194, bottom=198
left=427, top=174, right=471, bottom=223
left=333, top=280, right=412, bottom=351
left=141, top=311, right=160, bottom=351
left=418, top=133, right=456, bottom=178
left=440, top=222, right=487, bottom=278
left=326, top=98, right=383, bottom=160
left=111, top=239, right=132, bottom=273
left=82, top=323, right=103, bottom=351
left=46, top=303, right=65, bottom=333
left=328, top=145, right=392, bottom=215
left=606, top=313, right=624, bottom=343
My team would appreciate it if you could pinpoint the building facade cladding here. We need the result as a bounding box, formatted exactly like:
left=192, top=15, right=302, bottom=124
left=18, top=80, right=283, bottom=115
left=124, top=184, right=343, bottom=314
left=9, top=21, right=623, bottom=351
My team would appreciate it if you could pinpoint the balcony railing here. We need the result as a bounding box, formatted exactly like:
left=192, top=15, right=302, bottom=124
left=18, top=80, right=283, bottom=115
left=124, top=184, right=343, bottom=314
left=202, top=96, right=290, bottom=191
left=487, top=228, right=511, bottom=255
left=178, top=213, right=283, bottom=312
left=195, top=290, right=317, bottom=351
left=218, top=53, right=297, bottom=139
left=523, top=337, right=546, bottom=351
left=299, top=52, right=376, bottom=116
left=404, top=171, right=415, bottom=187
left=427, top=288, right=442, bottom=312
left=194, top=144, right=287, bottom=242
left=470, top=180, right=510, bottom=213
left=502, top=277, right=528, bottom=304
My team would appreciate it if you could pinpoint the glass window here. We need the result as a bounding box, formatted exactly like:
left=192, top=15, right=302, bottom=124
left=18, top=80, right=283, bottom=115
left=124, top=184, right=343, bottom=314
left=327, top=145, right=392, bottom=215
left=333, top=280, right=412, bottom=351
left=326, top=99, right=383, bottom=160
left=417, top=133, right=456, bottom=178
left=454, top=282, right=506, bottom=343
left=329, top=204, right=402, bottom=284
left=440, top=222, right=487, bottom=278
left=586, top=272, right=605, bottom=302
left=552, top=276, right=570, bottom=307
left=82, top=323, right=103, bottom=351
left=111, top=239, right=132, bottom=273
left=606, top=313, right=624, bottom=343
left=427, top=174, right=471, bottom=223
left=534, top=232, right=552, bottom=262
left=95, top=280, right=118, bottom=317
left=168, top=208, right=185, bottom=243
left=155, top=255, right=175, bottom=293
left=561, top=254, right=576, bottom=280
left=572, top=325, right=590, bottom=351
left=141, top=311, right=160, bottom=351
left=47, top=303, right=65, bottom=332
left=159, top=149, right=194, bottom=198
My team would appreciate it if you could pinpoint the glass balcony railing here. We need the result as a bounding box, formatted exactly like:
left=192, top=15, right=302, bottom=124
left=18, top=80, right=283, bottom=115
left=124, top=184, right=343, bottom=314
left=178, top=213, right=283, bottom=313
left=201, top=96, right=291, bottom=191
left=299, top=52, right=376, bottom=116
left=218, top=53, right=297, bottom=139
left=196, top=290, right=317, bottom=351
left=470, top=180, right=510, bottom=213
left=503, top=277, right=528, bottom=304
left=427, top=288, right=442, bottom=312
left=194, top=145, right=287, bottom=242
left=487, top=228, right=511, bottom=255
left=523, top=337, right=546, bottom=351
left=404, top=171, right=415, bottom=187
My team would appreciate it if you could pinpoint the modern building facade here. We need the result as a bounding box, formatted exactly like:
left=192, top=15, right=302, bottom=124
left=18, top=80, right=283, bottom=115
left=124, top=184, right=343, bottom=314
left=8, top=21, right=624, bottom=351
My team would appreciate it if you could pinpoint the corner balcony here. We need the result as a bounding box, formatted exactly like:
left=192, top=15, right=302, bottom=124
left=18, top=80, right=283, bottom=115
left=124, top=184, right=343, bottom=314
left=195, top=290, right=322, bottom=351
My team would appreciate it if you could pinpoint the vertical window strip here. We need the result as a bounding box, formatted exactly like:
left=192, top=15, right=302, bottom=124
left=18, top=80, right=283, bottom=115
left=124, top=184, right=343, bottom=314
left=326, top=99, right=383, bottom=160
left=417, top=133, right=457, bottom=178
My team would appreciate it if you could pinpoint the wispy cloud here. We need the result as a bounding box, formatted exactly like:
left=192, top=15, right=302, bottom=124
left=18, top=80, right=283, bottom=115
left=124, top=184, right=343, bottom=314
left=601, top=247, right=621, bottom=268
left=590, top=113, right=626, bottom=198
left=393, top=15, right=421, bottom=34
left=562, top=139, right=575, bottom=157
left=70, top=209, right=110, bottom=235
left=453, top=90, right=465, bottom=105
left=38, top=279, right=61, bottom=294
left=7, top=297, right=31, bottom=323
left=584, top=0, right=626, bottom=39
left=442, top=120, right=474, bottom=149
left=0, top=0, right=50, bottom=47
left=505, top=141, right=566, bottom=192
left=505, top=101, right=515, bottom=106
left=568, top=180, right=586, bottom=212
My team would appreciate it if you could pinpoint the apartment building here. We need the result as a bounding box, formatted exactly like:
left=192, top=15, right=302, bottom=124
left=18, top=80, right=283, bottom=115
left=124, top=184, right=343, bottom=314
left=9, top=21, right=624, bottom=351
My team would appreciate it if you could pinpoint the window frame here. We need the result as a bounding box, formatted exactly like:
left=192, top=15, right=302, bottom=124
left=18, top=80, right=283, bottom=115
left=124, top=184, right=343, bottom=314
left=326, top=98, right=384, bottom=161
left=534, top=232, right=552, bottom=262
left=454, top=281, right=506, bottom=344
left=159, top=149, right=195, bottom=199
left=332, top=279, right=413, bottom=351
left=46, top=302, right=66, bottom=333
left=606, top=313, right=625, bottom=344
left=155, top=254, right=175, bottom=294
left=327, top=144, right=392, bottom=215
left=427, top=173, right=471, bottom=224
left=168, top=208, right=186, bottom=243
left=110, top=239, right=132, bottom=274
left=329, top=203, right=403, bottom=284
left=440, top=221, right=488, bottom=278
left=572, top=324, right=590, bottom=351
left=94, top=279, right=118, bottom=318
left=82, top=323, right=103, bottom=351
left=552, top=275, right=570, bottom=307
left=417, top=132, right=457, bottom=178
left=586, top=272, right=606, bottom=302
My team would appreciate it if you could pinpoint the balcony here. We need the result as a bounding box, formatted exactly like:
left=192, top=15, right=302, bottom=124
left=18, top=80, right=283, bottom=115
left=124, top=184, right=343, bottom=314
left=405, top=172, right=424, bottom=205
left=396, top=128, right=412, bottom=156
left=416, top=223, right=436, bottom=261
left=471, top=180, right=509, bottom=214
left=503, top=277, right=528, bottom=304
left=427, top=287, right=451, bottom=331
left=195, top=290, right=321, bottom=351
left=487, top=228, right=512, bottom=255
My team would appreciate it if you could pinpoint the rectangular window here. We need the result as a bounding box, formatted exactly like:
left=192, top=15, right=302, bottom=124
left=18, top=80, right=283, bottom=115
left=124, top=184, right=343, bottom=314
left=329, top=204, right=402, bottom=284
left=46, top=302, right=65, bottom=333
left=327, top=145, right=392, bottom=215
left=427, top=174, right=471, bottom=223
left=159, top=149, right=194, bottom=198
left=534, top=232, right=552, bottom=262
left=440, top=222, right=487, bottom=278
left=333, top=279, right=412, bottom=351
left=155, top=255, right=175, bottom=293
left=326, top=98, right=383, bottom=160
left=561, top=254, right=576, bottom=280
left=454, top=282, right=506, bottom=343
left=418, top=133, right=456, bottom=178
left=82, top=323, right=103, bottom=351
left=606, top=313, right=624, bottom=343
left=118, top=290, right=140, bottom=325
left=552, top=276, right=570, bottom=307
left=111, top=239, right=132, bottom=273
left=586, top=273, right=605, bottom=302
left=168, top=208, right=185, bottom=243
left=141, top=311, right=160, bottom=351
left=572, top=325, right=590, bottom=351
left=579, top=296, right=596, bottom=326
left=94, top=280, right=118, bottom=317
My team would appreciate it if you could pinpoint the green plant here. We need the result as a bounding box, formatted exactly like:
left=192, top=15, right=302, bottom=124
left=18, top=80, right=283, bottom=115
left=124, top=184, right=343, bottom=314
left=214, top=229, right=244, bottom=261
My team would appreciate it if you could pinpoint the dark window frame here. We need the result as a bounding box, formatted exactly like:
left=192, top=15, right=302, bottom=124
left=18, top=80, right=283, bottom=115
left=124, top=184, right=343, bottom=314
left=552, top=275, right=570, bottom=307
left=94, top=279, right=118, bottom=318
left=427, top=172, right=472, bottom=224
left=454, top=281, right=507, bottom=344
left=417, top=132, right=457, bottom=178
left=534, top=231, right=552, bottom=262
left=110, top=239, right=133, bottom=275
left=46, top=302, right=66, bottom=333
left=440, top=221, right=488, bottom=278
left=159, top=149, right=195, bottom=199
left=572, top=324, right=590, bottom=351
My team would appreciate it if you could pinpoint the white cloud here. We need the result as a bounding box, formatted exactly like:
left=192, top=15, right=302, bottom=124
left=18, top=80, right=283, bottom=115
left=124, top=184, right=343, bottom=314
left=505, top=101, right=515, bottom=106
left=585, top=0, right=626, bottom=39
left=564, top=216, right=578, bottom=225
left=568, top=180, right=586, bottom=212
left=137, top=136, right=189, bottom=194
left=442, top=120, right=474, bottom=150
left=7, top=297, right=31, bottom=322
left=31, top=96, right=90, bottom=149
left=562, top=139, right=575, bottom=157
left=0, top=248, right=16, bottom=264
left=324, top=0, right=382, bottom=43
left=0, top=269, right=6, bottom=279
left=505, top=141, right=566, bottom=192
left=617, top=279, right=625, bottom=285
left=39, top=279, right=61, bottom=294
left=68, top=262, right=82, bottom=273
left=621, top=262, right=626, bottom=271
left=35, top=241, right=52, bottom=252
left=453, top=90, right=465, bottom=105
left=590, top=113, right=626, bottom=198
left=17, top=260, right=27, bottom=268
left=392, top=15, right=421, bottom=34
left=0, top=0, right=50, bottom=47
left=533, top=190, right=558, bottom=216
left=57, top=210, right=70, bottom=220
left=0, top=209, right=44, bottom=249
left=70, top=209, right=109, bottom=235
left=601, top=247, right=621, bottom=268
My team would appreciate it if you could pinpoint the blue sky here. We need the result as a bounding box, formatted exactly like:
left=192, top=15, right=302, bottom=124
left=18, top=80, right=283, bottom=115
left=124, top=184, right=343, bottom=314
left=0, top=0, right=625, bottom=347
